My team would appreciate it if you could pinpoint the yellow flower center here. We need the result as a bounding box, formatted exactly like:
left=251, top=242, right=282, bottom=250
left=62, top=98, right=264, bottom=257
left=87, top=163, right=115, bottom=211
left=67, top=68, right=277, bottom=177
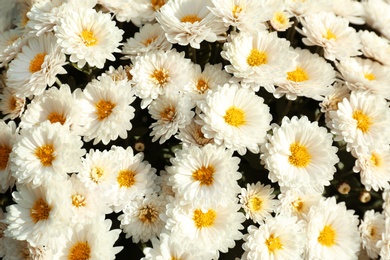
left=181, top=15, right=201, bottom=23
left=160, top=106, right=176, bottom=122
left=68, top=241, right=91, bottom=260
left=287, top=67, right=309, bottom=82
left=151, top=0, right=165, bottom=11
left=196, top=78, right=209, bottom=94
left=30, top=198, right=51, bottom=223
left=292, top=198, right=304, bottom=212
left=318, top=225, right=336, bottom=247
left=95, top=99, right=115, bottom=121
left=117, top=169, right=136, bottom=188
left=142, top=36, right=157, bottom=46
left=8, top=96, right=18, bottom=111
left=192, top=165, right=215, bottom=186
left=71, top=194, right=86, bottom=208
left=47, top=112, right=66, bottom=125
left=0, top=145, right=12, bottom=170
left=273, top=11, right=288, bottom=25
left=288, top=142, right=311, bottom=167
left=371, top=152, right=382, bottom=167
left=324, top=29, right=336, bottom=40
left=247, top=49, right=268, bottom=67
left=248, top=196, right=262, bottom=212
left=80, top=30, right=98, bottom=46
left=151, top=68, right=170, bottom=87
left=232, top=5, right=243, bottom=18
left=364, top=73, right=376, bottom=81
left=29, top=53, right=46, bottom=73
left=224, top=106, right=246, bottom=127
left=193, top=208, right=216, bottom=228
left=353, top=110, right=372, bottom=133
left=265, top=234, right=283, bottom=253
left=90, top=167, right=104, bottom=183
left=139, top=205, right=159, bottom=223
left=369, top=226, right=376, bottom=238
left=35, top=144, right=55, bottom=167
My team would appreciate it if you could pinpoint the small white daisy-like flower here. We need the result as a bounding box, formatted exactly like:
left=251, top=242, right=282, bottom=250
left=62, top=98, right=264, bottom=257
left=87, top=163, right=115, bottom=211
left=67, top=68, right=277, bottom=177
left=221, top=31, right=297, bottom=92
left=109, top=146, right=157, bottom=212
left=122, top=23, right=172, bottom=59
left=336, top=57, right=390, bottom=99
left=77, top=73, right=136, bottom=145
left=155, top=0, right=227, bottom=49
left=352, top=146, right=390, bottom=191
left=4, top=182, right=72, bottom=249
left=269, top=9, right=294, bottom=32
left=277, top=189, right=323, bottom=220
left=0, top=87, right=26, bottom=120
left=298, top=11, right=361, bottom=61
left=26, top=0, right=64, bottom=36
left=164, top=198, right=245, bottom=259
left=148, top=93, right=195, bottom=144
left=359, top=210, right=385, bottom=259
left=0, top=28, right=25, bottom=68
left=183, top=63, right=232, bottom=102
left=6, top=32, right=67, bottom=97
left=331, top=0, right=365, bottom=25
left=209, top=0, right=267, bottom=33
left=242, top=215, right=306, bottom=260
left=198, top=83, right=272, bottom=155
left=10, top=121, right=85, bottom=188
left=261, top=116, right=339, bottom=193
left=274, top=47, right=336, bottom=101
left=131, top=49, right=193, bottom=108
left=166, top=144, right=242, bottom=208
left=0, top=120, right=17, bottom=193
left=239, top=182, right=279, bottom=224
left=320, top=81, right=350, bottom=125
left=328, top=91, right=390, bottom=153
left=54, top=7, right=123, bottom=68
left=119, top=193, right=167, bottom=243
left=175, top=116, right=214, bottom=147
left=363, top=0, right=390, bottom=40
left=360, top=30, right=390, bottom=67
left=57, top=218, right=122, bottom=260
left=20, top=84, right=84, bottom=134
left=3, top=239, right=55, bottom=260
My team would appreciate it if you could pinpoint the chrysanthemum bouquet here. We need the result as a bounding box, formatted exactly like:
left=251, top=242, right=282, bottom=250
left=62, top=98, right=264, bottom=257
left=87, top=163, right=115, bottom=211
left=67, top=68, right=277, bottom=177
left=1, top=0, right=390, bottom=259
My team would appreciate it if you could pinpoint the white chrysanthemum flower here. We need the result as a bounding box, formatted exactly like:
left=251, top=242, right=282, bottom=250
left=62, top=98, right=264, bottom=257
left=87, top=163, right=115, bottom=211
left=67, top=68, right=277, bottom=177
left=360, top=30, right=390, bottom=67
left=328, top=91, right=390, bottom=153
left=164, top=199, right=245, bottom=259
left=0, top=28, right=25, bottom=68
left=131, top=49, right=193, bottom=108
left=77, top=74, right=136, bottom=145
left=142, top=232, right=215, bottom=260
left=102, top=65, right=133, bottom=84
left=166, top=144, right=241, bottom=208
left=20, top=84, right=84, bottom=134
left=261, top=116, right=339, bottom=193
left=77, top=149, right=118, bottom=196
left=0, top=87, right=26, bottom=120
left=363, top=0, right=390, bottom=41
left=209, top=0, right=267, bottom=33
left=183, top=63, right=232, bottom=102
left=306, top=197, right=360, bottom=260
left=352, top=146, right=390, bottom=191
left=6, top=33, right=67, bottom=97
left=10, top=121, right=85, bottom=188
left=198, top=83, right=272, bottom=155
left=336, top=57, right=390, bottom=99
left=286, top=0, right=332, bottom=16
left=221, top=31, right=297, bottom=92
left=242, top=215, right=306, bottom=260
left=0, top=120, right=17, bottom=193
left=26, top=0, right=63, bottom=36
left=109, top=146, right=157, bottom=212
left=274, top=47, right=335, bottom=101
left=3, top=238, right=55, bottom=260
left=298, top=11, right=361, bottom=61
left=175, top=116, right=214, bottom=147
left=320, top=81, right=350, bottom=125
left=331, top=0, right=365, bottom=25
left=97, top=0, right=149, bottom=25
left=239, top=182, right=279, bottom=224
left=359, top=210, right=385, bottom=259
left=269, top=9, right=294, bottom=32
left=155, top=0, right=227, bottom=49
left=54, top=7, right=123, bottom=68
left=119, top=193, right=167, bottom=243
left=3, top=183, right=71, bottom=249
left=277, top=189, right=323, bottom=220
left=149, top=93, right=195, bottom=144
left=122, top=23, right=172, bottom=59
left=57, top=219, right=122, bottom=260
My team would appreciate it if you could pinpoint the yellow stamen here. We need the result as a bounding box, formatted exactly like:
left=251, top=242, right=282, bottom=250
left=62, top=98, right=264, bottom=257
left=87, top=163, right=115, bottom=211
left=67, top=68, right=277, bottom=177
left=288, top=142, right=311, bottom=167
left=247, top=49, right=267, bottom=66
left=192, top=165, right=214, bottom=186
left=151, top=68, right=170, bottom=87
left=352, top=110, right=372, bottom=133
left=95, top=99, right=115, bottom=121
left=68, top=241, right=91, bottom=260
left=371, top=152, right=382, bottom=167
left=151, top=0, right=165, bottom=11
left=248, top=196, right=262, bottom=212
left=324, top=29, right=336, bottom=40
left=90, top=167, right=104, bottom=183
left=71, top=194, right=86, bottom=207
left=139, top=205, right=158, bottom=223
left=160, top=106, right=176, bottom=122
left=35, top=144, right=55, bottom=167
left=364, top=73, right=376, bottom=81
left=0, top=145, right=11, bottom=170
left=196, top=78, right=209, bottom=94
left=224, top=106, right=246, bottom=127
left=29, top=53, right=46, bottom=73
left=265, top=234, right=283, bottom=253
left=142, top=37, right=157, bottom=46
left=292, top=198, right=304, bottom=212
left=318, top=225, right=336, bottom=247
left=287, top=67, right=309, bottom=82
left=80, top=30, right=97, bottom=46
left=273, top=11, right=288, bottom=25
left=117, top=170, right=136, bottom=188
left=232, top=5, right=243, bottom=18
left=193, top=208, right=216, bottom=228
left=181, top=15, right=201, bottom=23
left=30, top=198, right=51, bottom=223
left=47, top=112, right=66, bottom=125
